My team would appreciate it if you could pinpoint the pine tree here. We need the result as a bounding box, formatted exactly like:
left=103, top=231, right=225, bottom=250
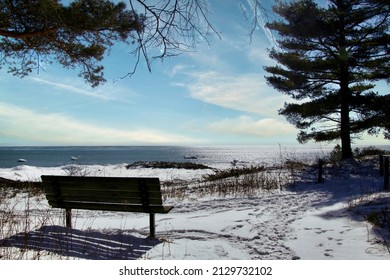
left=0, top=0, right=145, bottom=87
left=264, top=0, right=389, bottom=159
left=0, top=0, right=217, bottom=87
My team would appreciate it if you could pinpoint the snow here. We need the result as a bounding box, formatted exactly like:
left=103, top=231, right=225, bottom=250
left=0, top=158, right=389, bottom=260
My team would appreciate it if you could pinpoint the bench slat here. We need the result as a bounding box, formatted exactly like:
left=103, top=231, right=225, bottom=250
left=43, top=182, right=162, bottom=192
left=42, top=175, right=161, bottom=191
left=52, top=201, right=173, bottom=213
left=45, top=194, right=163, bottom=205
left=44, top=189, right=164, bottom=199
left=43, top=188, right=163, bottom=198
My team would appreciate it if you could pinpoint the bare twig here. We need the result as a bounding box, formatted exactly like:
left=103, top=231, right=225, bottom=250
left=120, top=0, right=220, bottom=80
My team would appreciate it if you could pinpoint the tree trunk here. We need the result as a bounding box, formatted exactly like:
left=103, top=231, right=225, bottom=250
left=340, top=93, right=353, bottom=160
left=337, top=2, right=354, bottom=161
left=339, top=65, right=353, bottom=160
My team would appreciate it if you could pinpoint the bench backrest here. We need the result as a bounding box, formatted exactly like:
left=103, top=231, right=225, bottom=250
left=41, top=175, right=171, bottom=213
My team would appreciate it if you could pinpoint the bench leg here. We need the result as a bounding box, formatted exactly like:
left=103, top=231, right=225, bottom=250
left=149, top=213, right=156, bottom=239
left=65, top=209, right=72, bottom=228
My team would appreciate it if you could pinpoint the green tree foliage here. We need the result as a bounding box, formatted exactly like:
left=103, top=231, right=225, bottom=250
left=0, top=0, right=144, bottom=87
left=0, top=0, right=217, bottom=87
left=265, top=0, right=389, bottom=159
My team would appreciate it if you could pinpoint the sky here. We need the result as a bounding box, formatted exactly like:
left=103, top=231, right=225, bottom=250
left=0, top=0, right=389, bottom=147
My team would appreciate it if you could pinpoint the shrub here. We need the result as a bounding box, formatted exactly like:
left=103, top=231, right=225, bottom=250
left=126, top=161, right=210, bottom=170
left=203, top=165, right=265, bottom=181
left=0, top=178, right=43, bottom=198
left=198, top=171, right=279, bottom=197
left=62, top=164, right=91, bottom=176
left=328, top=144, right=342, bottom=165
left=354, top=146, right=389, bottom=158
left=365, top=207, right=390, bottom=229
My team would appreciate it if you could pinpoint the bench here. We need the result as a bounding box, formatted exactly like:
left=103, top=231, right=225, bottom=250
left=41, top=175, right=173, bottom=238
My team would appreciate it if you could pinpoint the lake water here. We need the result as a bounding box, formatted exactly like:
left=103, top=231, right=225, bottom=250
left=1, top=144, right=388, bottom=169
left=0, top=145, right=336, bottom=169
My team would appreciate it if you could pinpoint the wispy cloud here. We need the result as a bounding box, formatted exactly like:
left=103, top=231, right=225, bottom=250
left=185, top=71, right=290, bottom=117
left=167, top=63, right=194, bottom=77
left=29, top=76, right=135, bottom=102
left=0, top=102, right=195, bottom=145
left=246, top=37, right=275, bottom=65
left=208, top=115, right=297, bottom=138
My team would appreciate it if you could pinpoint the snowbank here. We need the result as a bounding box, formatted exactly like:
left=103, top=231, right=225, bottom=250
left=0, top=159, right=389, bottom=260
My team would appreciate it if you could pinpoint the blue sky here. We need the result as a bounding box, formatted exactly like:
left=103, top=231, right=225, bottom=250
left=0, top=0, right=388, bottom=146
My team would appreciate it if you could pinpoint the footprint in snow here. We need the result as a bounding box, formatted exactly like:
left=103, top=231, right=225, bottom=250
left=214, top=245, right=229, bottom=257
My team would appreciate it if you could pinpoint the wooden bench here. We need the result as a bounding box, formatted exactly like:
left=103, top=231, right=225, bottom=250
left=41, top=175, right=173, bottom=238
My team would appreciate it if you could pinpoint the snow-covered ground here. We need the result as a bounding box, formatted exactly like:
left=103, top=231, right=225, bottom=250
left=0, top=158, right=389, bottom=260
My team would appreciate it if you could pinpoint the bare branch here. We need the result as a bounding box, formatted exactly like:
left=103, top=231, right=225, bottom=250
left=120, top=0, right=219, bottom=80
left=242, top=0, right=274, bottom=44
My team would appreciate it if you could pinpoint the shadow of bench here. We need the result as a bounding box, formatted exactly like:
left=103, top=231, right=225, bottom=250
left=0, top=225, right=160, bottom=259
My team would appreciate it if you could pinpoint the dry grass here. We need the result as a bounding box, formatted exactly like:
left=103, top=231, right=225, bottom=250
left=162, top=160, right=305, bottom=200
left=0, top=180, right=56, bottom=259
